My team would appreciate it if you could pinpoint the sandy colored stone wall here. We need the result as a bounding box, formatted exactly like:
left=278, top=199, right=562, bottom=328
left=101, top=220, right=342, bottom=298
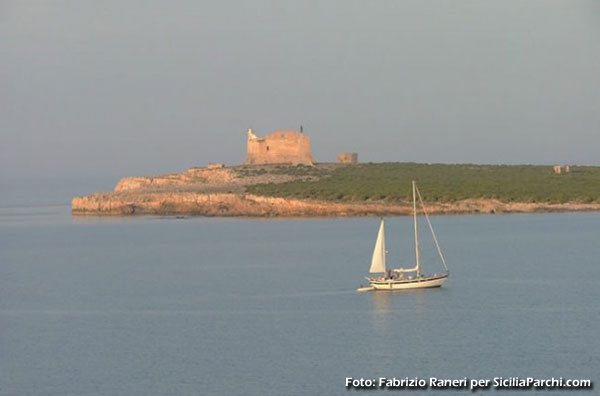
left=338, top=153, right=358, bottom=164
left=207, top=163, right=224, bottom=169
left=245, top=130, right=314, bottom=165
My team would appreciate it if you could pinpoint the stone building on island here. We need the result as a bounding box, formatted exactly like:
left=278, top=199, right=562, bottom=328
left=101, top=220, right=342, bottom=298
left=337, top=153, right=358, bottom=164
left=206, top=163, right=224, bottom=169
left=553, top=165, right=571, bottom=174
left=245, top=128, right=315, bottom=166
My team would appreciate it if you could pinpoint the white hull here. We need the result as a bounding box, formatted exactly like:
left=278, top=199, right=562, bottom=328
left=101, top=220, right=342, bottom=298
left=369, top=274, right=447, bottom=290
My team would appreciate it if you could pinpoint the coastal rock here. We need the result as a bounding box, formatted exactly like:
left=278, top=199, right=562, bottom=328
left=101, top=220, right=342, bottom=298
left=72, top=164, right=600, bottom=217
left=114, top=168, right=237, bottom=191
left=71, top=193, right=600, bottom=217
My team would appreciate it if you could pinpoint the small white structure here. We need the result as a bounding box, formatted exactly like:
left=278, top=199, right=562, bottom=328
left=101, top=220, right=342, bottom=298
left=553, top=165, right=571, bottom=174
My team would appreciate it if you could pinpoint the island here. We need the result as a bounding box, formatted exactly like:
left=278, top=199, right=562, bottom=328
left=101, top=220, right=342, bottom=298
left=71, top=162, right=600, bottom=217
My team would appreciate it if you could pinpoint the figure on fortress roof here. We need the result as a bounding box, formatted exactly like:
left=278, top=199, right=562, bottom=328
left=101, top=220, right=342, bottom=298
left=245, top=128, right=315, bottom=166
left=247, top=128, right=258, bottom=140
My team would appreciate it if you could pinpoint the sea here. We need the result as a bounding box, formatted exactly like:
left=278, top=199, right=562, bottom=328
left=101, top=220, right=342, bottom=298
left=1, top=192, right=599, bottom=395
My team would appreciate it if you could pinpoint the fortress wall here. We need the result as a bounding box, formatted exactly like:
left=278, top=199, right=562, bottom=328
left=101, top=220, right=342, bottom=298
left=245, top=130, right=314, bottom=165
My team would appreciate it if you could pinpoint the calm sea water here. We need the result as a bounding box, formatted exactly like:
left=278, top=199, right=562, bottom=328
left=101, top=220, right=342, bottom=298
left=1, top=205, right=599, bottom=395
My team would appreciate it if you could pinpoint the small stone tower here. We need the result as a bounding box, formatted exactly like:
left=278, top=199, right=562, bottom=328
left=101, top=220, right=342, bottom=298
left=337, top=153, right=358, bottom=164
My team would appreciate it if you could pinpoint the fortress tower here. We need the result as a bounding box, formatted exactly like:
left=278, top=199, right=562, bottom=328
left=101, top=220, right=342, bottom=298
left=244, top=128, right=315, bottom=166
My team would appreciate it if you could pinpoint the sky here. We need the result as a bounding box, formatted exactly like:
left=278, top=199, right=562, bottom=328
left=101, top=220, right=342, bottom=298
left=1, top=0, right=599, bottom=186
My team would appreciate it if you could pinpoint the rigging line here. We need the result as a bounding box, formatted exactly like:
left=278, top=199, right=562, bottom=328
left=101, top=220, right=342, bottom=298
left=415, top=186, right=449, bottom=273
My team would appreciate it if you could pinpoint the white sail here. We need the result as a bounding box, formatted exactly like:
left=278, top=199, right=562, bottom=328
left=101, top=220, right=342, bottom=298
left=369, top=219, right=386, bottom=273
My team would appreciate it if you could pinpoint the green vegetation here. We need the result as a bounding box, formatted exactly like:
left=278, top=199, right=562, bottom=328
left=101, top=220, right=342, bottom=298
left=238, top=164, right=325, bottom=177
left=245, top=163, right=600, bottom=203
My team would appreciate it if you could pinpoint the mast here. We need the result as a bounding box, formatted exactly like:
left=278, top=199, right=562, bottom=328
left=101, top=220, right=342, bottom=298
left=412, top=181, right=421, bottom=277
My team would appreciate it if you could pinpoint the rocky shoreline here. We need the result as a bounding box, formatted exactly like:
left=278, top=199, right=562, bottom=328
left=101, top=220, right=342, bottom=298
left=72, top=192, right=600, bottom=217
left=71, top=165, right=600, bottom=217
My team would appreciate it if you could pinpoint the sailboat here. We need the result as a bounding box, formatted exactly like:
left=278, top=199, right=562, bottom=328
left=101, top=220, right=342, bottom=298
left=358, top=181, right=449, bottom=291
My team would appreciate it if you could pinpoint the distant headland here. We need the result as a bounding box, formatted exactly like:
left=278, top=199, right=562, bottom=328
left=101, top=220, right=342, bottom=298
left=71, top=128, right=600, bottom=216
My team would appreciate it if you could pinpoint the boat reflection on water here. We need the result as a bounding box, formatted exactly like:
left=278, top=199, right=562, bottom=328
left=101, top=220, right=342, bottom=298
left=370, top=291, right=393, bottom=317
left=367, top=291, right=431, bottom=357
left=370, top=289, right=428, bottom=317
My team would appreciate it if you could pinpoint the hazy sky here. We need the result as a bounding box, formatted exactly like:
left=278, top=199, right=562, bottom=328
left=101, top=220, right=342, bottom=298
left=2, top=0, right=599, bottom=182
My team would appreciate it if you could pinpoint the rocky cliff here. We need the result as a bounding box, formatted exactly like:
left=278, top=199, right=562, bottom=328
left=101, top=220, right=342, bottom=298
left=71, top=164, right=600, bottom=217
left=72, top=192, right=600, bottom=217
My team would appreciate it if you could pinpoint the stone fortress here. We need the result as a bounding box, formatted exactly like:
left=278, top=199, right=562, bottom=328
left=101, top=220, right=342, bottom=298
left=245, top=128, right=315, bottom=166
left=244, top=127, right=357, bottom=166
